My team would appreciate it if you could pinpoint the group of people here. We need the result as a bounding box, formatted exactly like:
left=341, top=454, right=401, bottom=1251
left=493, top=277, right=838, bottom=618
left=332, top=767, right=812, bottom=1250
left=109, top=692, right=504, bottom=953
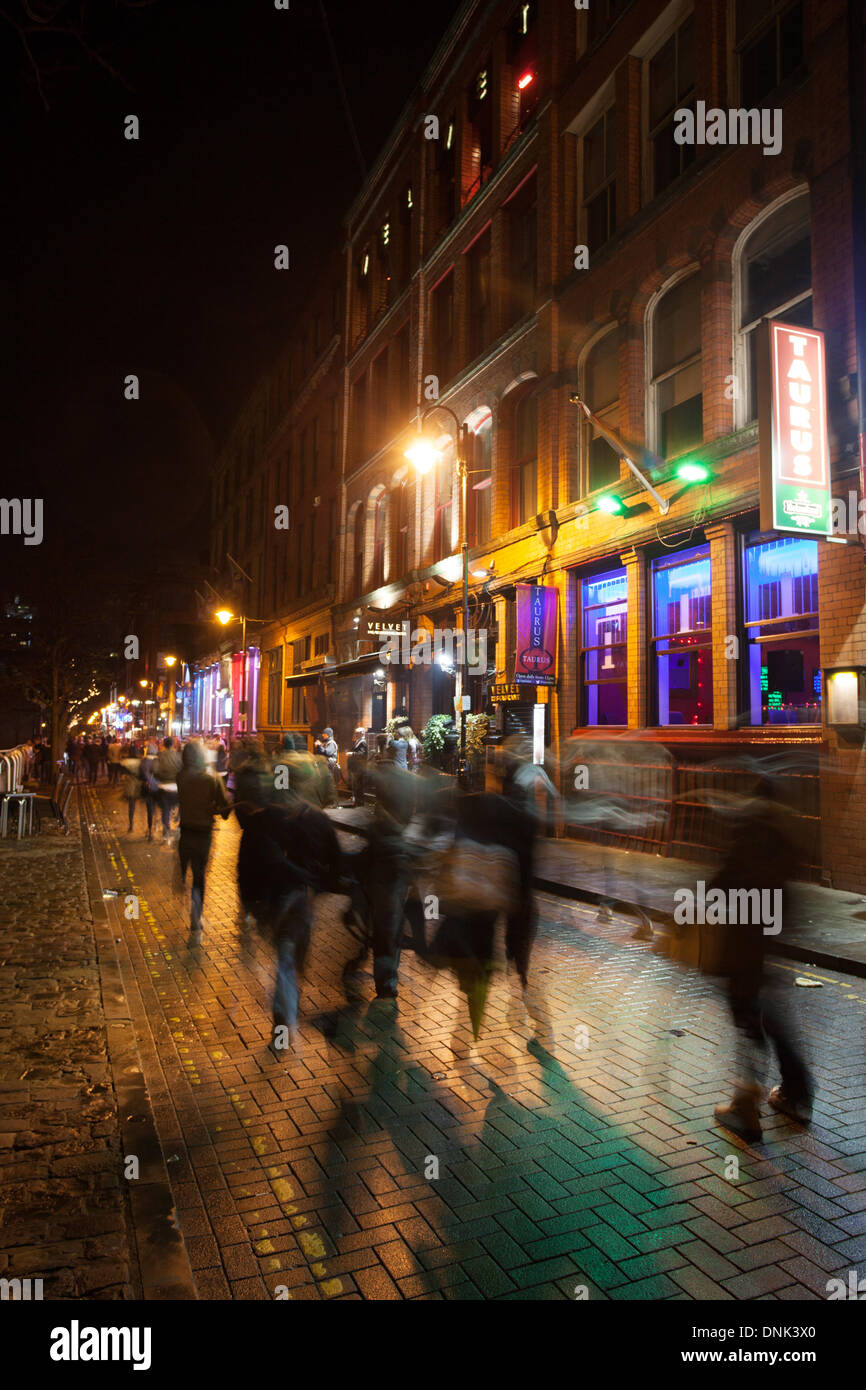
left=102, top=724, right=816, bottom=1142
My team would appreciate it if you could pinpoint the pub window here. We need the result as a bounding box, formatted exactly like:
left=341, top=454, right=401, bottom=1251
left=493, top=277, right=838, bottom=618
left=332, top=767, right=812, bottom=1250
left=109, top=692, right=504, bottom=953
left=736, top=0, right=803, bottom=108
left=581, top=567, right=628, bottom=725
left=652, top=543, right=712, bottom=726
left=647, top=12, right=695, bottom=199
left=511, top=393, right=538, bottom=528
left=582, top=105, right=616, bottom=251
left=742, top=534, right=820, bottom=726
left=736, top=190, right=811, bottom=425
left=266, top=647, right=283, bottom=725
left=650, top=270, right=703, bottom=459
left=314, top=632, right=329, bottom=657
left=469, top=412, right=492, bottom=546
left=582, top=328, right=621, bottom=494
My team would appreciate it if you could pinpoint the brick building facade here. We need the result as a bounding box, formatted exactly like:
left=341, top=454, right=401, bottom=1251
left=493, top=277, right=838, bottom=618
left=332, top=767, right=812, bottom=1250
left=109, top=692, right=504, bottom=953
left=201, top=0, right=866, bottom=890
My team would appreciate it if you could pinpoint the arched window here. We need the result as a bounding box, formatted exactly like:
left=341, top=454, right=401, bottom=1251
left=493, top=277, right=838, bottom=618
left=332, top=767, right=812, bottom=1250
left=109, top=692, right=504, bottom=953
left=582, top=330, right=621, bottom=494
left=650, top=271, right=702, bottom=459
left=511, top=393, right=538, bottom=527
left=371, top=492, right=387, bottom=589
left=352, top=506, right=365, bottom=596
left=735, top=190, right=811, bottom=426
left=468, top=412, right=492, bottom=546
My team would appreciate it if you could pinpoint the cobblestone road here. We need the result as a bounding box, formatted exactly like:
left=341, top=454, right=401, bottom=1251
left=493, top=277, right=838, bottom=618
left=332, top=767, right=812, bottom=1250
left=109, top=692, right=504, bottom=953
left=83, top=783, right=866, bottom=1300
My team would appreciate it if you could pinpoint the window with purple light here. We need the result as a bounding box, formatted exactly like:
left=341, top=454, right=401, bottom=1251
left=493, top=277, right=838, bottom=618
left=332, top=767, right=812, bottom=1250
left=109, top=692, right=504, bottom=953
left=652, top=545, right=712, bottom=726
left=742, top=534, right=820, bottom=726
left=581, top=567, right=627, bottom=725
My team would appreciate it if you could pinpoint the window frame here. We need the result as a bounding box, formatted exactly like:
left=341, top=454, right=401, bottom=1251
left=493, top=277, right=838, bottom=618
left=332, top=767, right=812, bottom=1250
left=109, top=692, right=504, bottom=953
left=579, top=565, right=629, bottom=727
left=738, top=528, right=821, bottom=727
left=580, top=103, right=617, bottom=252
left=646, top=265, right=703, bottom=460
left=731, top=187, right=812, bottom=430
left=580, top=324, right=623, bottom=498
left=642, top=6, right=696, bottom=205
left=650, top=542, right=713, bottom=727
left=511, top=391, right=538, bottom=529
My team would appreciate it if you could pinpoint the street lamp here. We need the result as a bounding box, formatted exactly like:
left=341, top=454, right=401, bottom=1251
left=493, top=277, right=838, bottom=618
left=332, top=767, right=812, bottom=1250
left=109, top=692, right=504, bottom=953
left=212, top=608, right=264, bottom=737
left=405, top=405, right=484, bottom=788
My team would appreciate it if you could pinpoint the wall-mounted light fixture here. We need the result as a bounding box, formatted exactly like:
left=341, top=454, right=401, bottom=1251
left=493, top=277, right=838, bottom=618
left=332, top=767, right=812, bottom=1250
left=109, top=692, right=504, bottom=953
left=825, top=667, right=866, bottom=728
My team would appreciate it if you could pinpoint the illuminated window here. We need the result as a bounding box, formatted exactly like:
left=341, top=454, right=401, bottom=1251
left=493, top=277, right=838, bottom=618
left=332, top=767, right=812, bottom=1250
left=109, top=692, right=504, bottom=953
left=652, top=544, right=712, bottom=726
left=581, top=568, right=628, bottom=725
left=742, top=534, right=820, bottom=726
left=434, top=449, right=453, bottom=561
left=381, top=222, right=390, bottom=247
left=266, top=647, right=283, bottom=725
left=372, top=492, right=387, bottom=589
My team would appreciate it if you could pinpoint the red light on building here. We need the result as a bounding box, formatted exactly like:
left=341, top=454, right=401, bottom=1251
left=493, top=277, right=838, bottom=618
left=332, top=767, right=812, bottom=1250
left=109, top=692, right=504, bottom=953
left=518, top=71, right=534, bottom=90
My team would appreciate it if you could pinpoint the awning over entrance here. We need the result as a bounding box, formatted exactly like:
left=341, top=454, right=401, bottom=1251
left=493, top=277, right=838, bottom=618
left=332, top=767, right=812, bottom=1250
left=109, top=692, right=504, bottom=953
left=322, top=653, right=383, bottom=681
left=285, top=669, right=325, bottom=689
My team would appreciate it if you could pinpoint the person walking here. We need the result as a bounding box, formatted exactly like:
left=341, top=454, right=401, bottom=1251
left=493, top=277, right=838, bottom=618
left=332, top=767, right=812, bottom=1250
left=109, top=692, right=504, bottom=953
left=83, top=736, right=100, bottom=785
left=153, top=736, right=183, bottom=845
left=107, top=736, right=123, bottom=785
left=119, top=753, right=142, bottom=833
left=138, top=741, right=159, bottom=841
left=177, top=741, right=231, bottom=942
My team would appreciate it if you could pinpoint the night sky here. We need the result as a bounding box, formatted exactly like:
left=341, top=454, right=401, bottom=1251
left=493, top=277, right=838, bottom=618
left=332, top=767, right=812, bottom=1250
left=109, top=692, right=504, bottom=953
left=2, top=0, right=463, bottom=590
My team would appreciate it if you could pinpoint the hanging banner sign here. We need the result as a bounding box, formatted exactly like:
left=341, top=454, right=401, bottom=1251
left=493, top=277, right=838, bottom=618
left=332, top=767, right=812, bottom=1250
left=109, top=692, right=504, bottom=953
left=758, top=320, right=832, bottom=536
left=514, top=584, right=558, bottom=686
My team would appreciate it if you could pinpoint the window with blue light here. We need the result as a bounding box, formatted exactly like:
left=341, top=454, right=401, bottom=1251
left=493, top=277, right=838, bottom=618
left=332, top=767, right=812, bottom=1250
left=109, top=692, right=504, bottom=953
left=581, top=567, right=627, bottom=725
left=652, top=544, right=712, bottom=725
left=742, top=534, right=820, bottom=725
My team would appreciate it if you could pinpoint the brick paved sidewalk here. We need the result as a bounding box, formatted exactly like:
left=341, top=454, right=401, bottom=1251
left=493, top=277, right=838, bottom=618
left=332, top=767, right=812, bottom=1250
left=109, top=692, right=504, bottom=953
left=14, top=783, right=855, bottom=1301
left=0, top=819, right=136, bottom=1299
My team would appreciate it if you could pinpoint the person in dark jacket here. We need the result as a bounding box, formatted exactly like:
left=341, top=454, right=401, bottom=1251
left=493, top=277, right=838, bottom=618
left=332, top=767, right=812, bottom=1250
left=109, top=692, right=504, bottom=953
left=237, top=777, right=342, bottom=1053
left=177, top=741, right=231, bottom=940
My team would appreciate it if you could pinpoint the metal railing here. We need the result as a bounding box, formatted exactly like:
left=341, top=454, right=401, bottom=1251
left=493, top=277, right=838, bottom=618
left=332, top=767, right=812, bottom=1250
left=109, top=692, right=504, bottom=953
left=564, top=745, right=822, bottom=879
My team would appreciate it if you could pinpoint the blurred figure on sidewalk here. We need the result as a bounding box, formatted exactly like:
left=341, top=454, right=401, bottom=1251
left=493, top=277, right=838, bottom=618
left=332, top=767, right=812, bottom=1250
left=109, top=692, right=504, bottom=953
left=712, top=779, right=814, bottom=1144
left=119, top=751, right=142, bottom=833
left=107, top=735, right=123, bottom=785
left=154, top=736, right=182, bottom=845
left=138, top=741, right=160, bottom=841
left=177, top=741, right=231, bottom=942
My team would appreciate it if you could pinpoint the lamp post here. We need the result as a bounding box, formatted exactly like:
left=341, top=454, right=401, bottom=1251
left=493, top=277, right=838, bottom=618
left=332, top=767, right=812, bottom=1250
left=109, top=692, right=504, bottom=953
left=215, top=609, right=265, bottom=737
left=405, top=405, right=476, bottom=788
left=138, top=678, right=152, bottom=735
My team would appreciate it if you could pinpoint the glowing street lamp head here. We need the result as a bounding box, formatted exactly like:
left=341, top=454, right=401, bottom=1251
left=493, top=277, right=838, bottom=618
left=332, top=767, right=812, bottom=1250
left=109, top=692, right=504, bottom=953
left=404, top=437, right=441, bottom=475
left=164, top=655, right=177, bottom=667
left=215, top=608, right=234, bottom=626
left=139, top=679, right=149, bottom=689
left=676, top=460, right=711, bottom=483
left=598, top=494, right=624, bottom=515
